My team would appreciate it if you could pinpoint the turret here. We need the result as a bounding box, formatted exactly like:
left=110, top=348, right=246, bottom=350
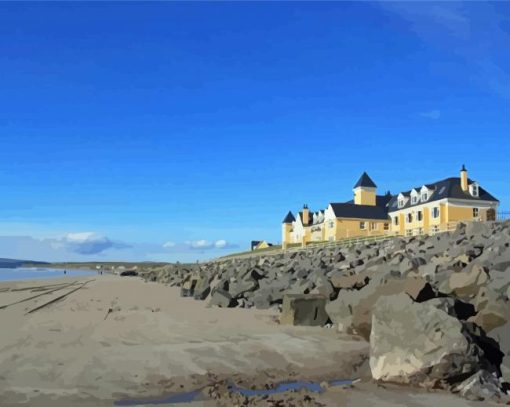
left=281, top=211, right=295, bottom=249
left=353, top=172, right=377, bottom=206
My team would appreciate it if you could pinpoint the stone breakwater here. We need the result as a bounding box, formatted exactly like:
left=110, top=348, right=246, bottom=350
left=141, top=221, right=510, bottom=403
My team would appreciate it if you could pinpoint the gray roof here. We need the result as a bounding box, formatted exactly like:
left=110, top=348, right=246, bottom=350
left=345, top=193, right=393, bottom=209
left=354, top=172, right=377, bottom=188
left=282, top=211, right=296, bottom=224
left=329, top=203, right=389, bottom=221
left=387, top=177, right=499, bottom=212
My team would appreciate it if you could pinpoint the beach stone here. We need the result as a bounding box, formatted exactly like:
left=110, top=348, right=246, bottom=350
left=280, top=294, right=329, bottom=326
left=209, top=289, right=237, bottom=308
left=370, top=293, right=502, bottom=388
left=310, top=276, right=334, bottom=299
left=229, top=277, right=258, bottom=299
left=330, top=271, right=370, bottom=290
left=326, top=277, right=405, bottom=339
left=448, top=263, right=488, bottom=298
left=453, top=370, right=505, bottom=401
left=404, top=277, right=435, bottom=302
left=192, top=277, right=211, bottom=300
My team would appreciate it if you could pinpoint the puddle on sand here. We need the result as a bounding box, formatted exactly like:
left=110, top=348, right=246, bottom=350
left=228, top=379, right=353, bottom=397
left=115, top=378, right=354, bottom=405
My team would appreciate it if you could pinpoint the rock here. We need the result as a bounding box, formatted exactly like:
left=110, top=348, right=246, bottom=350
left=448, top=263, right=488, bottom=298
left=229, top=277, right=258, bottom=298
left=453, top=370, right=505, bottom=401
left=310, top=276, right=334, bottom=299
left=192, top=276, right=211, bottom=300
left=470, top=309, right=508, bottom=334
left=330, top=272, right=370, bottom=290
left=326, top=276, right=406, bottom=339
left=280, top=294, right=329, bottom=326
left=370, top=293, right=502, bottom=387
left=404, top=277, right=435, bottom=302
left=209, top=289, right=237, bottom=308
left=490, top=322, right=510, bottom=383
left=180, top=275, right=197, bottom=297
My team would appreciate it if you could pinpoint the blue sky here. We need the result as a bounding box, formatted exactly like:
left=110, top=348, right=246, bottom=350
left=0, top=2, right=509, bottom=262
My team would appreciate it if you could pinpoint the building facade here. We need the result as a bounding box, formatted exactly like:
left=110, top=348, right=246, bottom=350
left=387, top=165, right=499, bottom=237
left=282, top=166, right=499, bottom=248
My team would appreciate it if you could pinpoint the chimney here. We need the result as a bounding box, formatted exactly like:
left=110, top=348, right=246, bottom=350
left=460, top=164, right=468, bottom=192
left=302, top=204, right=309, bottom=225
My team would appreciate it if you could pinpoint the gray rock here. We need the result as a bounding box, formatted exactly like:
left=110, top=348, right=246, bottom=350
left=280, top=294, right=329, bottom=326
left=448, top=263, right=488, bottom=299
left=192, top=276, right=211, bottom=300
left=453, top=370, right=505, bottom=401
left=370, top=293, right=502, bottom=387
left=209, top=289, right=236, bottom=308
left=228, top=277, right=258, bottom=298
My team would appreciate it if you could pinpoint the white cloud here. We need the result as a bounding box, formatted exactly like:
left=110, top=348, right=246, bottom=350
left=0, top=232, right=239, bottom=263
left=420, top=110, right=441, bottom=120
left=214, top=239, right=228, bottom=248
left=191, top=239, right=212, bottom=249
left=56, top=232, right=129, bottom=255
left=161, top=239, right=238, bottom=252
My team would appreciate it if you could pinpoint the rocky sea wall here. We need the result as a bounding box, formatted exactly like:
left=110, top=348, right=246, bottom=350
left=141, top=221, right=510, bottom=402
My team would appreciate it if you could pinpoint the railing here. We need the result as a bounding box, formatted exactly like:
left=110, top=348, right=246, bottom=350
left=498, top=211, right=510, bottom=221
left=213, top=220, right=493, bottom=262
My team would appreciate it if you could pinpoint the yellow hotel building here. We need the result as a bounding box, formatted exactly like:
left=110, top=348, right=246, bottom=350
left=282, top=166, right=499, bottom=247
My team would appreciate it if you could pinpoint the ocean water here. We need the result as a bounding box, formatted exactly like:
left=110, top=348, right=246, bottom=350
left=0, top=267, right=97, bottom=282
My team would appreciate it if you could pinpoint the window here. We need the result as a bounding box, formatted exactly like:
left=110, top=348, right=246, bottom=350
left=432, top=207, right=440, bottom=219
left=473, top=208, right=479, bottom=218
left=360, top=222, right=366, bottom=230
left=328, top=221, right=334, bottom=229
left=417, top=211, right=423, bottom=221
left=406, top=229, right=413, bottom=237
left=406, top=213, right=413, bottom=223
left=411, top=196, right=418, bottom=204
left=398, top=199, right=404, bottom=208
left=394, top=216, right=399, bottom=226
left=384, top=223, right=389, bottom=231
left=370, top=222, right=377, bottom=230
left=470, top=184, right=479, bottom=197
left=421, top=193, right=428, bottom=201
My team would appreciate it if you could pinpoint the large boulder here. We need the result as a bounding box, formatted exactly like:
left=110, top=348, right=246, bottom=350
left=280, top=294, right=329, bottom=326
left=228, top=277, right=258, bottom=299
left=370, top=293, right=503, bottom=388
left=453, top=370, right=506, bottom=401
left=326, top=275, right=406, bottom=339
left=468, top=287, right=509, bottom=333
left=209, top=289, right=237, bottom=308
left=447, top=263, right=488, bottom=299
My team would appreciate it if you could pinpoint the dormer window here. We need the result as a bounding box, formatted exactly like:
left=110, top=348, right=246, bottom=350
left=411, top=196, right=418, bottom=205
left=469, top=183, right=479, bottom=197
left=398, top=199, right=404, bottom=208
left=421, top=193, right=428, bottom=201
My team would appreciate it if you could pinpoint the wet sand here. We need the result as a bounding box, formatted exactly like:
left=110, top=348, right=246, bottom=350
left=0, top=275, right=496, bottom=406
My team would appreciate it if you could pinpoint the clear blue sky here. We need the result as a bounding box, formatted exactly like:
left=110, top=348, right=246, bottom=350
left=0, top=2, right=509, bottom=262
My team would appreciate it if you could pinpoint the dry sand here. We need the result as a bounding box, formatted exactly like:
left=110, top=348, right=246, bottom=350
left=0, top=275, right=496, bottom=406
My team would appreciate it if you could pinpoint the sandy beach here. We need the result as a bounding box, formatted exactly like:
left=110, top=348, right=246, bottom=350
left=0, top=275, right=499, bottom=406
